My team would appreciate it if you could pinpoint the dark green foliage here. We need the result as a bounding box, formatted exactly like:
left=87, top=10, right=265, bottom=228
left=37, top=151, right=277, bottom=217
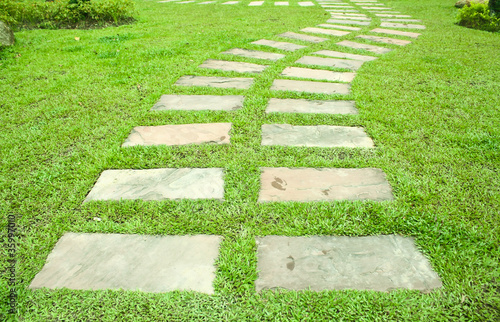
left=457, top=2, right=500, bottom=32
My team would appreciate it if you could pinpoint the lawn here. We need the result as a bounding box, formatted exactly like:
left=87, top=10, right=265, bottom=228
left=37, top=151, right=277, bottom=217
left=1, top=0, right=499, bottom=320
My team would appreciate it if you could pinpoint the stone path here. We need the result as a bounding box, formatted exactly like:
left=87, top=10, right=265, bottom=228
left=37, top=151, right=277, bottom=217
left=152, top=94, right=244, bottom=111
left=222, top=48, right=285, bottom=61
left=266, top=98, right=358, bottom=114
left=175, top=75, right=253, bottom=89
left=199, top=59, right=268, bottom=74
left=271, top=79, right=351, bottom=95
left=296, top=56, right=365, bottom=70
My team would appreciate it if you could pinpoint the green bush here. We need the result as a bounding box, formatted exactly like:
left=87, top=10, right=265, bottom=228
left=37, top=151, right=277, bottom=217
left=457, top=2, right=500, bottom=32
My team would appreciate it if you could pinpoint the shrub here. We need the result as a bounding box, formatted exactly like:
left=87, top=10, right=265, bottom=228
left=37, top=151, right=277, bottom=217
left=457, top=2, right=500, bottom=32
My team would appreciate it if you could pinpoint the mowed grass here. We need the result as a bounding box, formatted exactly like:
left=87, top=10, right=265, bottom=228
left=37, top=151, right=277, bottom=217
left=1, top=0, right=499, bottom=320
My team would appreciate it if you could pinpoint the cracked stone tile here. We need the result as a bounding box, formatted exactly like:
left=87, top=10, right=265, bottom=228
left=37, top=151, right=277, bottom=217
left=301, top=27, right=351, bottom=37
left=313, top=50, right=377, bottom=62
left=175, top=76, right=253, bottom=89
left=317, top=24, right=362, bottom=31
left=151, top=95, right=244, bottom=111
left=380, top=22, right=426, bottom=29
left=266, top=98, right=358, bottom=114
left=356, top=35, right=412, bottom=46
left=199, top=59, right=267, bottom=73
left=271, top=79, right=351, bottom=95
left=296, top=56, right=365, bottom=70
left=337, top=40, right=393, bottom=54
left=281, top=67, right=356, bottom=82
left=371, top=28, right=421, bottom=38
left=278, top=32, right=329, bottom=43
left=327, top=19, right=371, bottom=26
left=221, top=48, right=285, bottom=61
left=251, top=39, right=307, bottom=51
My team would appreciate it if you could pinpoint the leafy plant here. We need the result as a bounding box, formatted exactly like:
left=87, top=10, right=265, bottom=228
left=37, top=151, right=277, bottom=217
left=457, top=2, right=500, bottom=32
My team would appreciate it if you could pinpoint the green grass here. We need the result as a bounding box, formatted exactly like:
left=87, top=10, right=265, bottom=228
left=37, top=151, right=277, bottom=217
left=1, top=0, right=499, bottom=320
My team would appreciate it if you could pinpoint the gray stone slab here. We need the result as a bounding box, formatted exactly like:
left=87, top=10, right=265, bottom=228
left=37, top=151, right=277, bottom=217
left=314, top=50, right=377, bottom=62
left=151, top=95, right=244, bottom=111
left=258, top=167, right=394, bottom=202
left=301, top=27, right=350, bottom=37
left=261, top=125, right=373, bottom=147
left=281, top=67, right=356, bottom=82
left=380, top=22, right=426, bottom=29
left=266, top=98, right=358, bottom=114
left=251, top=39, right=307, bottom=52
left=198, top=1, right=215, bottom=3
left=376, top=14, right=412, bottom=17
left=175, top=76, right=253, bottom=89
left=362, top=6, right=392, bottom=9
left=199, top=59, right=267, bottom=74
left=371, top=28, right=421, bottom=38
left=296, top=56, right=364, bottom=70
left=330, top=15, right=372, bottom=21
left=222, top=1, right=239, bottom=4
left=222, top=48, right=285, bottom=61
left=271, top=79, right=351, bottom=95
left=84, top=168, right=224, bottom=202
left=275, top=1, right=289, bottom=5
left=317, top=24, right=362, bottom=31
left=255, top=235, right=443, bottom=292
left=122, top=123, right=231, bottom=147
left=381, top=18, right=422, bottom=22
left=327, top=12, right=367, bottom=16
left=278, top=32, right=328, bottom=43
left=248, top=1, right=263, bottom=5
left=327, top=9, right=360, bottom=12
left=322, top=5, right=354, bottom=7
left=30, top=233, right=222, bottom=294
left=356, top=35, right=412, bottom=46
left=327, top=19, right=371, bottom=26
left=298, top=2, right=315, bottom=6
left=337, top=40, right=393, bottom=54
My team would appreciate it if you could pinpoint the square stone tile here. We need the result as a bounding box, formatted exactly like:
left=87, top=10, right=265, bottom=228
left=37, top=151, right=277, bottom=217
left=314, top=50, right=377, bottom=62
left=151, top=95, right=244, bottom=111
left=175, top=76, right=253, bottom=89
left=278, top=32, right=329, bottom=43
left=356, top=35, right=412, bottom=46
left=301, top=27, right=351, bottom=37
left=30, top=233, right=222, bottom=294
left=251, top=39, right=307, bottom=51
left=380, top=22, right=426, bottom=29
left=317, top=24, right=362, bottom=31
left=281, top=67, right=356, bottom=82
left=84, top=168, right=224, bottom=202
left=371, top=28, right=421, bottom=38
left=271, top=79, right=351, bottom=95
left=296, top=56, right=364, bottom=70
left=327, top=19, right=371, bottom=26
left=337, top=40, right=393, bottom=54
left=258, top=167, right=394, bottom=202
left=255, top=235, right=443, bottom=292
left=199, top=59, right=267, bottom=74
left=222, top=48, right=285, bottom=61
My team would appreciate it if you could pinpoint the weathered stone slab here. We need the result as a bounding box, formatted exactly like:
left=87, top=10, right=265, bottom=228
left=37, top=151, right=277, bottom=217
left=317, top=24, right=361, bottom=31
left=84, top=168, right=224, bottom=202
left=30, top=233, right=222, bottom=294
left=327, top=9, right=360, bottom=12
left=258, top=168, right=394, bottom=202
left=322, top=5, right=354, bottom=7
left=251, top=39, right=306, bottom=51
left=326, top=12, right=367, bottom=16
left=356, top=2, right=384, bottom=5
left=301, top=27, right=350, bottom=37
left=298, top=2, right=314, bottom=6
left=175, top=76, right=253, bottom=89
left=222, top=48, right=285, bottom=61
left=376, top=14, right=412, bottom=17
left=337, top=40, right=392, bottom=54
left=356, top=35, right=412, bottom=46
left=281, top=67, right=355, bottom=82
left=278, top=32, right=328, bottom=43
left=249, top=1, right=263, bottom=5
left=271, top=79, right=351, bottom=95
left=176, top=1, right=194, bottom=3
left=266, top=98, right=358, bottom=114
left=222, top=1, right=239, bottom=4
left=199, top=59, right=267, bottom=74
left=327, top=19, right=370, bottom=26
left=198, top=1, right=215, bottom=3
left=330, top=15, right=372, bottom=21
left=381, top=18, right=422, bottom=22
left=314, top=50, right=377, bottom=62
left=152, top=95, right=244, bottom=111
left=275, top=1, right=289, bottom=5
left=122, top=123, right=231, bottom=147
left=380, top=22, right=426, bottom=29
left=371, top=28, right=421, bottom=38
left=296, top=56, right=364, bottom=70
left=255, top=235, right=443, bottom=292
left=261, top=125, right=373, bottom=147
left=362, top=6, right=392, bottom=9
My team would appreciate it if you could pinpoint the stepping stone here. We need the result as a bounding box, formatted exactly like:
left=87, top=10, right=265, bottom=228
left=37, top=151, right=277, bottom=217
left=296, top=56, right=364, bottom=70
left=356, top=2, right=384, bottom=5
left=371, top=28, right=421, bottom=38
left=337, top=40, right=392, bottom=54
left=249, top=1, right=263, bottom=5
left=152, top=95, right=244, bottom=111
left=314, top=50, right=377, bottom=62
left=278, top=32, right=328, bottom=43
left=376, top=14, right=411, bottom=17
left=327, top=9, right=360, bottom=12
left=258, top=168, right=394, bottom=202
left=84, top=168, right=224, bottom=202
left=261, top=125, right=373, bottom=147
left=222, top=1, right=239, bottom=4
left=317, top=23, right=361, bottom=31
left=281, top=67, right=356, bottom=82
left=362, top=6, right=392, bottom=9
left=175, top=76, right=253, bottom=89
left=199, top=59, right=267, bottom=74
left=266, top=98, right=357, bottom=114
left=300, top=27, right=350, bottom=37
left=221, top=48, right=285, bottom=61
left=356, top=35, right=411, bottom=46
left=30, top=233, right=222, bottom=294
left=327, top=19, right=370, bottom=26
left=271, top=79, right=351, bottom=95
left=251, top=39, right=306, bottom=51
left=327, top=12, right=368, bottom=16
left=275, top=1, right=289, bottom=5
left=330, top=15, right=372, bottom=21
left=298, top=2, right=315, bottom=6
left=381, top=18, right=422, bottom=22
left=122, top=123, right=231, bottom=147
left=322, top=5, right=354, bottom=8
left=255, top=235, right=443, bottom=292
left=199, top=1, right=215, bottom=3
left=380, top=22, right=426, bottom=29
left=176, top=1, right=194, bottom=3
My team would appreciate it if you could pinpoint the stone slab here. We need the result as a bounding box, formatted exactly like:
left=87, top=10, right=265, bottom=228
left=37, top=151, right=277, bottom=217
left=84, top=168, right=224, bottom=202
left=281, top=67, right=356, bottom=82
left=337, top=40, right=392, bottom=54
left=251, top=39, right=307, bottom=52
left=255, top=235, right=443, bottom=292
left=330, top=15, right=372, bottom=21
left=30, top=233, right=222, bottom=294
left=222, top=1, right=239, bottom=4
left=314, top=50, right=377, bottom=62
left=151, top=95, right=244, bottom=111
left=175, top=76, right=253, bottom=89
left=327, top=12, right=367, bottom=16
left=249, top=1, right=263, bottom=5
left=322, top=5, right=354, bottom=8
left=275, top=1, right=289, bottom=5
left=199, top=59, right=267, bottom=74
left=371, top=28, right=421, bottom=38
left=258, top=168, right=394, bottom=202
left=326, top=9, right=360, bottom=12
left=271, top=79, right=351, bottom=95
left=317, top=24, right=361, bottom=31
left=301, top=27, right=350, bottom=37
left=380, top=22, right=426, bottom=29
left=266, top=98, right=358, bottom=114
left=376, top=14, right=412, bottom=17
left=296, top=56, right=364, bottom=70
left=222, top=48, right=285, bottom=61
left=122, top=123, right=231, bottom=147
left=261, top=124, right=373, bottom=147
left=198, top=1, right=215, bottom=3
left=278, top=32, right=328, bottom=43
left=298, top=2, right=315, bottom=6
left=362, top=6, right=392, bottom=9
left=327, top=19, right=370, bottom=26
left=356, top=35, right=411, bottom=46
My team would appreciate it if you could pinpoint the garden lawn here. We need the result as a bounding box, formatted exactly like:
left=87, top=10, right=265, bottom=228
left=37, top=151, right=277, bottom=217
left=1, top=0, right=499, bottom=320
